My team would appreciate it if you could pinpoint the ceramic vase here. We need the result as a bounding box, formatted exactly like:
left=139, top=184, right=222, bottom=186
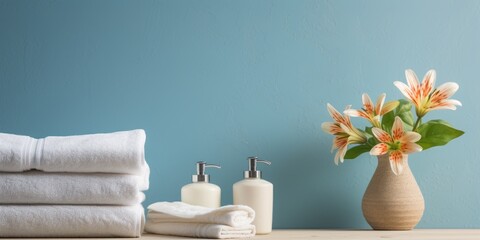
left=362, top=155, right=425, bottom=230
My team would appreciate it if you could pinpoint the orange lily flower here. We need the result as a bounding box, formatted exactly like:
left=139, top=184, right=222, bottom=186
left=344, top=93, right=399, bottom=128
left=394, top=69, right=462, bottom=117
left=369, top=116, right=422, bottom=175
left=322, top=104, right=367, bottom=165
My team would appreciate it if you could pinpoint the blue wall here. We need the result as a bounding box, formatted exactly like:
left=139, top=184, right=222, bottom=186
left=1, top=0, right=479, bottom=228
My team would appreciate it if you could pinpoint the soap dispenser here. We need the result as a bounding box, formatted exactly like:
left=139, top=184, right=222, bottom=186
left=181, top=161, right=221, bottom=208
left=233, top=156, right=273, bottom=234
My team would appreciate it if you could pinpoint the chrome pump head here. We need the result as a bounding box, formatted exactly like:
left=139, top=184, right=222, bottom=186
left=192, top=161, right=221, bottom=183
left=244, top=156, right=271, bottom=179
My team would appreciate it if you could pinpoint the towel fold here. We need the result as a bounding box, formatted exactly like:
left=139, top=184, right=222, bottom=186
left=0, top=171, right=147, bottom=205
left=147, top=202, right=255, bottom=228
left=145, top=222, right=255, bottom=239
left=0, top=129, right=147, bottom=175
left=0, top=205, right=144, bottom=237
left=145, top=202, right=256, bottom=239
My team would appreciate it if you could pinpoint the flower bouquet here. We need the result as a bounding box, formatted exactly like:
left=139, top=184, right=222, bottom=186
left=322, top=69, right=464, bottom=230
left=322, top=69, right=464, bottom=175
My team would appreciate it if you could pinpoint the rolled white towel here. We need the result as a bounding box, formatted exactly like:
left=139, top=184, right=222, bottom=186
left=0, top=171, right=148, bottom=205
left=145, top=222, right=255, bottom=239
left=0, top=205, right=144, bottom=237
left=147, top=202, right=255, bottom=228
left=0, top=129, right=147, bottom=175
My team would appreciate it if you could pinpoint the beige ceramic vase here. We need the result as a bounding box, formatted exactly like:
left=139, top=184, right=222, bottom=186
left=362, top=155, right=425, bottom=230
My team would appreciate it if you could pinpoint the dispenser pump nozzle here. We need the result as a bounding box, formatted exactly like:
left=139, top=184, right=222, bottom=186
left=192, top=161, right=221, bottom=183
left=244, top=156, right=271, bottom=179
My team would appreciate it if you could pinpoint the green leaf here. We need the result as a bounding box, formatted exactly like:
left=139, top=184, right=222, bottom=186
left=367, top=136, right=378, bottom=146
left=381, top=99, right=414, bottom=132
left=397, top=111, right=414, bottom=130
left=416, top=120, right=464, bottom=150
left=344, top=144, right=371, bottom=159
left=364, top=126, right=373, bottom=135
left=381, top=111, right=394, bottom=131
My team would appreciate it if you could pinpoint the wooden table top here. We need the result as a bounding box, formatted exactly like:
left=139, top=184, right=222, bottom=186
left=2, top=229, right=479, bottom=240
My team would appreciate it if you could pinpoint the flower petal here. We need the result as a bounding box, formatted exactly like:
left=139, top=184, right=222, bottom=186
left=332, top=136, right=348, bottom=154
left=372, top=127, right=392, bottom=143
left=429, top=99, right=462, bottom=111
left=327, top=103, right=345, bottom=124
left=430, top=98, right=463, bottom=110
left=362, top=93, right=374, bottom=114
left=400, top=131, right=421, bottom=143
left=339, top=123, right=352, bottom=134
left=342, top=124, right=367, bottom=143
left=321, top=122, right=343, bottom=135
left=394, top=81, right=417, bottom=104
left=321, top=122, right=334, bottom=134
left=448, top=99, right=462, bottom=106
left=447, top=99, right=462, bottom=106
left=330, top=138, right=338, bottom=153
left=380, top=100, right=399, bottom=115
left=421, top=69, right=436, bottom=96
left=338, top=145, right=348, bottom=163
left=375, top=93, right=386, bottom=115
left=428, top=104, right=455, bottom=111
left=400, top=142, right=422, bottom=154
left=430, top=82, right=459, bottom=106
left=344, top=109, right=370, bottom=119
left=405, top=69, right=421, bottom=98
left=436, top=82, right=459, bottom=98
left=334, top=151, right=340, bottom=165
left=389, top=150, right=406, bottom=175
left=339, top=124, right=365, bottom=144
left=405, top=69, right=420, bottom=88
left=343, top=109, right=361, bottom=117
left=391, top=116, right=405, bottom=140
left=334, top=144, right=348, bottom=165
left=343, top=105, right=353, bottom=125
left=370, top=143, right=389, bottom=156
left=333, top=136, right=348, bottom=149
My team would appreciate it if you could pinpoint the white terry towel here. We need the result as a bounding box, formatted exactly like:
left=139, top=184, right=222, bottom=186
left=147, top=202, right=255, bottom=227
left=0, top=171, right=147, bottom=205
left=0, top=205, right=144, bottom=237
left=145, top=222, right=255, bottom=239
left=0, top=129, right=147, bottom=175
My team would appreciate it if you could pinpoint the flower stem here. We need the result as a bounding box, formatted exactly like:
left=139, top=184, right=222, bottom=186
left=412, top=116, right=422, bottom=132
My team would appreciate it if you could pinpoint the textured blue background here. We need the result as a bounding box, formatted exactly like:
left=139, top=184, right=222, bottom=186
left=1, top=0, right=479, bottom=228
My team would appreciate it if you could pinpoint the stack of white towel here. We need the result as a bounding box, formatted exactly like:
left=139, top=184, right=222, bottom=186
left=0, top=129, right=149, bottom=237
left=145, top=202, right=256, bottom=239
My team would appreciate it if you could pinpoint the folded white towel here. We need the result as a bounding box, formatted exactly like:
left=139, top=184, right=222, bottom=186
left=0, top=129, right=147, bottom=175
left=147, top=202, right=255, bottom=227
left=0, top=171, right=147, bottom=205
left=0, top=205, right=144, bottom=237
left=145, top=222, right=255, bottom=239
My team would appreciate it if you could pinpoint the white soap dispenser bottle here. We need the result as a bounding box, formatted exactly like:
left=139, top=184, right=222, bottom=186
left=181, top=161, right=221, bottom=208
left=233, top=156, right=273, bottom=234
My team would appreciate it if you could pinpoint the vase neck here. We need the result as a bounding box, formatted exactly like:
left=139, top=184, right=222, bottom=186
left=376, top=154, right=410, bottom=174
